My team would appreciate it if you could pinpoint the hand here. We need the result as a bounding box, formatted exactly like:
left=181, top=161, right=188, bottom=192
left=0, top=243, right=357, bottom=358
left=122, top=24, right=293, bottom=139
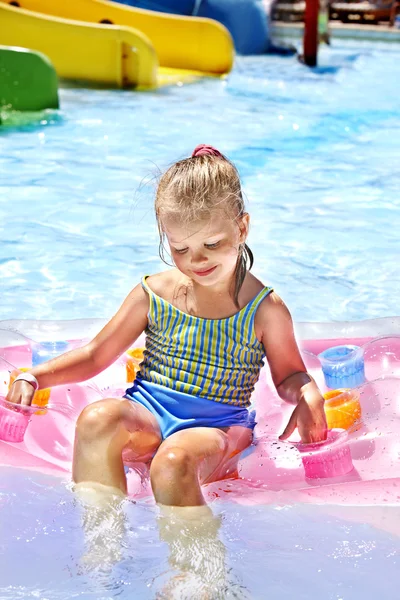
left=279, top=396, right=328, bottom=444
left=6, top=371, right=36, bottom=407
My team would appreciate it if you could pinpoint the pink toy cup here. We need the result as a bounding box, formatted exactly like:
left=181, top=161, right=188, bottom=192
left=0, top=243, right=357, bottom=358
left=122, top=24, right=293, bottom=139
left=294, top=429, right=354, bottom=479
left=0, top=397, right=32, bottom=443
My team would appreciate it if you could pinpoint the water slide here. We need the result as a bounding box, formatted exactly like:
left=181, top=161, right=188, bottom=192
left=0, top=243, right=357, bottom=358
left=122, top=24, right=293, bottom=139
left=0, top=0, right=233, bottom=88
left=115, top=0, right=271, bottom=54
left=0, top=45, right=59, bottom=112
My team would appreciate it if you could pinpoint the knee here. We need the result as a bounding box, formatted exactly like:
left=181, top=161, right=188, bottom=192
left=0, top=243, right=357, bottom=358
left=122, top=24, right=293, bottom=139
left=150, top=446, right=196, bottom=484
left=75, top=399, right=124, bottom=442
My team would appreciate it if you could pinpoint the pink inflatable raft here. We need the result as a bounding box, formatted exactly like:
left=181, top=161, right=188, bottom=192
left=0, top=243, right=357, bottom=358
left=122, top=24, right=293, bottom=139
left=1, top=317, right=400, bottom=508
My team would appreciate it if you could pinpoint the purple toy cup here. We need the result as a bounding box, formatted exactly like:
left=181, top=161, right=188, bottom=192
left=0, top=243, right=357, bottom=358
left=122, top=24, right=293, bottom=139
left=294, top=429, right=354, bottom=479
left=0, top=397, right=32, bottom=443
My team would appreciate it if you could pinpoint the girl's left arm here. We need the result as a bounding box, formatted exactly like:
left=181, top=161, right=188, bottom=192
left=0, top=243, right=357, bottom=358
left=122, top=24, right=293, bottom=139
left=256, top=293, right=327, bottom=443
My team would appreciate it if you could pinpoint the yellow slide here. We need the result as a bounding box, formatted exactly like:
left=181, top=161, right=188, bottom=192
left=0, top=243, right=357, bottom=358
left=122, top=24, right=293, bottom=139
left=0, top=0, right=233, bottom=74
left=0, top=3, right=158, bottom=88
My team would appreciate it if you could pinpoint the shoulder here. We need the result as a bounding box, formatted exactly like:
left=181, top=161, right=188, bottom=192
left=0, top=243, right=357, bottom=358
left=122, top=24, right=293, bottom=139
left=122, top=280, right=150, bottom=311
left=254, top=290, right=292, bottom=342
left=239, top=272, right=267, bottom=306
left=242, top=272, right=276, bottom=311
left=145, top=270, right=187, bottom=303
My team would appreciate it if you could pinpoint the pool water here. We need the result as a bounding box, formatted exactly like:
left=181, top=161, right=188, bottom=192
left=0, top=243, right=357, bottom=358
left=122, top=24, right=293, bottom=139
left=1, top=41, right=400, bottom=599
left=1, top=469, right=399, bottom=600
left=1, top=42, right=399, bottom=322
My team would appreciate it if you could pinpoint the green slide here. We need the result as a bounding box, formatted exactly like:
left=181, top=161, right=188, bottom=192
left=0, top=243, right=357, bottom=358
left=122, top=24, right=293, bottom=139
left=0, top=45, right=59, bottom=112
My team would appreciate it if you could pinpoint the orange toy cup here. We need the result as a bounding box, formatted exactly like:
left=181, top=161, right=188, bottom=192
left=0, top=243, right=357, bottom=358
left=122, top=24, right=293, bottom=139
left=9, top=369, right=51, bottom=412
left=323, top=388, right=362, bottom=430
left=126, top=348, right=145, bottom=382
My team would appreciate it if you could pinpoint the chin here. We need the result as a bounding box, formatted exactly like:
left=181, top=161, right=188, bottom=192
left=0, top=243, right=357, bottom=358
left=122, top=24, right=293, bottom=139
left=194, top=267, right=235, bottom=287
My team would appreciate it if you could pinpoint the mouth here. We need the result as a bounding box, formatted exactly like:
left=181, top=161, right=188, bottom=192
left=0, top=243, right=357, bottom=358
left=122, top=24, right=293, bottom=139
left=193, top=266, right=217, bottom=277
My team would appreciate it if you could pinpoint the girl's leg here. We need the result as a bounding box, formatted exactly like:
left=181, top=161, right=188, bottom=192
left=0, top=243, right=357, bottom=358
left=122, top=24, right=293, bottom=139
left=72, top=397, right=162, bottom=494
left=150, top=425, right=252, bottom=506
left=156, top=504, right=227, bottom=598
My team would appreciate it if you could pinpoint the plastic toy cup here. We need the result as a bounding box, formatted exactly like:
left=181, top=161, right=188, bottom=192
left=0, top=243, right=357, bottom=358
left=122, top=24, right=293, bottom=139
left=8, top=369, right=51, bottom=410
left=22, top=341, right=69, bottom=410
left=318, top=344, right=365, bottom=389
left=0, top=397, right=31, bottom=443
left=323, top=388, right=362, bottom=430
left=126, top=347, right=145, bottom=382
left=294, top=429, right=354, bottom=479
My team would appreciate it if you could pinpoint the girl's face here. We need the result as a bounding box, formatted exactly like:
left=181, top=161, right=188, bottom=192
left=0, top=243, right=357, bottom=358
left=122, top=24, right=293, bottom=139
left=162, top=209, right=249, bottom=286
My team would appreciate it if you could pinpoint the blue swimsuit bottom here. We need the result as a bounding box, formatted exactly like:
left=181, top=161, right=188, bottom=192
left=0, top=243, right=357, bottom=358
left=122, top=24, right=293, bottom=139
left=124, top=378, right=256, bottom=440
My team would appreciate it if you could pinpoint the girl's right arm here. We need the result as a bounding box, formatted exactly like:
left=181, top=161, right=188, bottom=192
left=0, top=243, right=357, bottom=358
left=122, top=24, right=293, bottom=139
left=6, top=283, right=149, bottom=406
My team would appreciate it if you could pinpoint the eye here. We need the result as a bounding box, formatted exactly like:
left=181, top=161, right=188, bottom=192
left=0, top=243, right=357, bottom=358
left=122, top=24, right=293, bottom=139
left=205, top=242, right=220, bottom=249
left=173, top=247, right=188, bottom=254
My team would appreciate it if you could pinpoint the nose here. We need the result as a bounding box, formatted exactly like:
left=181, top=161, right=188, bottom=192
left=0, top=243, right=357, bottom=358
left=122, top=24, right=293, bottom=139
left=190, top=248, right=208, bottom=266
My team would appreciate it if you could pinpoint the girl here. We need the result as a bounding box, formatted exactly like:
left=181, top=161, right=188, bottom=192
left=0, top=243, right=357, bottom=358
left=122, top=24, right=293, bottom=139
left=7, top=144, right=327, bottom=507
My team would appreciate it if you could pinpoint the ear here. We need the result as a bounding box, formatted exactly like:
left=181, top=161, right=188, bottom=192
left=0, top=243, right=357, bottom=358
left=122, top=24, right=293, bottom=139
left=237, top=213, right=250, bottom=243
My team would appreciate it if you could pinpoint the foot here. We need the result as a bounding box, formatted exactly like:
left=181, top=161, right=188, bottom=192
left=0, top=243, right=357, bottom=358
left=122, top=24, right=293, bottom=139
left=74, top=482, right=127, bottom=571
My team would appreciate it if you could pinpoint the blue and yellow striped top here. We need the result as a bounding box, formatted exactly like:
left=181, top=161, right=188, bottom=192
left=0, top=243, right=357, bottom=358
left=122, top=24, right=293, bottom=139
left=137, top=276, right=273, bottom=408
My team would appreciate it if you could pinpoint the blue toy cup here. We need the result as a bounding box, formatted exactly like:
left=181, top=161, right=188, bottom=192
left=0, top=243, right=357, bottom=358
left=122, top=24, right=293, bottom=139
left=318, top=344, right=365, bottom=389
left=31, top=340, right=70, bottom=367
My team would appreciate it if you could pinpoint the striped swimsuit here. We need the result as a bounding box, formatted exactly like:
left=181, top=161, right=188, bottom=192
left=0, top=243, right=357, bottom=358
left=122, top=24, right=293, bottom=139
left=124, top=276, right=273, bottom=439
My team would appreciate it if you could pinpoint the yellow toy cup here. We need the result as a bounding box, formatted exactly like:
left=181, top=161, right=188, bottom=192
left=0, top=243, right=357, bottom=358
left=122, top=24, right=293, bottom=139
left=9, top=368, right=51, bottom=413
left=126, top=348, right=145, bottom=383
left=323, top=388, right=362, bottom=430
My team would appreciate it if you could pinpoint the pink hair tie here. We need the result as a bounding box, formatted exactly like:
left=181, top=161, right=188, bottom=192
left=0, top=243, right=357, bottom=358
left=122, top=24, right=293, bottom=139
left=191, top=144, right=224, bottom=159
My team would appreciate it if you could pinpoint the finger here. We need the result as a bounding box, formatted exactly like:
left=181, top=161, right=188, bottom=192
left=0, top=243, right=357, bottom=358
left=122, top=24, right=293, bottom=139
left=5, top=388, right=21, bottom=404
left=314, top=427, right=328, bottom=442
left=300, top=424, right=328, bottom=444
left=20, top=388, right=34, bottom=406
left=310, top=418, right=328, bottom=442
left=318, top=426, right=328, bottom=441
left=279, top=409, right=297, bottom=440
left=12, top=382, right=34, bottom=407
left=299, top=428, right=313, bottom=444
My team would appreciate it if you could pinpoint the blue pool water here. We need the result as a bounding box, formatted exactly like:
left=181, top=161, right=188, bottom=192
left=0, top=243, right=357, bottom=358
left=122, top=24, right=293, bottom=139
left=1, top=469, right=399, bottom=600
left=1, top=42, right=399, bottom=323
left=1, top=42, right=400, bottom=599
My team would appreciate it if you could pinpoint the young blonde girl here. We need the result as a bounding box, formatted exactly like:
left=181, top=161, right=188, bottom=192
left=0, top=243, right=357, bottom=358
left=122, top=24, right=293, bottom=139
left=7, top=144, right=327, bottom=507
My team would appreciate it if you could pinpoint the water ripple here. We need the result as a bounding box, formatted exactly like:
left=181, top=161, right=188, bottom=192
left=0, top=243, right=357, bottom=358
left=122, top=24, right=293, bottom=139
left=0, top=41, right=399, bottom=322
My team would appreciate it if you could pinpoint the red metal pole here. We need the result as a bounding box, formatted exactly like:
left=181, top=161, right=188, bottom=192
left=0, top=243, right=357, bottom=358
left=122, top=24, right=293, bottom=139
left=303, top=0, right=319, bottom=67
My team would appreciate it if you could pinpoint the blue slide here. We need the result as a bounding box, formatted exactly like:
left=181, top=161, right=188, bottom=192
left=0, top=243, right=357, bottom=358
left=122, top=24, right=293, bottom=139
left=115, top=0, right=271, bottom=55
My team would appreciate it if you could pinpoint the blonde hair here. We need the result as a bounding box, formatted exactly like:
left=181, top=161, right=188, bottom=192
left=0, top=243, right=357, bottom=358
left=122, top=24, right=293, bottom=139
left=155, top=150, right=253, bottom=307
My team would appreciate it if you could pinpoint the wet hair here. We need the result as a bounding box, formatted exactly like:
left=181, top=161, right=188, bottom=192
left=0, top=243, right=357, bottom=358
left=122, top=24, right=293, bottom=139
left=155, top=145, right=253, bottom=307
